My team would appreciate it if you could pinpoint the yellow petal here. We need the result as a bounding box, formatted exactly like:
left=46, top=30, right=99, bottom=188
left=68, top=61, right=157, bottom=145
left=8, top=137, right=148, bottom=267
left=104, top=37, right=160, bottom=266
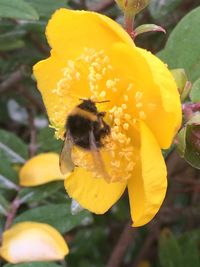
left=0, top=222, right=68, bottom=263
left=46, top=9, right=133, bottom=58
left=128, top=121, right=167, bottom=227
left=64, top=168, right=127, bottom=214
left=137, top=47, right=182, bottom=148
left=107, top=42, right=182, bottom=149
left=19, top=153, right=66, bottom=186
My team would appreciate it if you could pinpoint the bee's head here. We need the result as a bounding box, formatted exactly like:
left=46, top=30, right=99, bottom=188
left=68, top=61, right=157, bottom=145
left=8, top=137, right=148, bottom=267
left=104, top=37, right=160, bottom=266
left=78, top=99, right=97, bottom=113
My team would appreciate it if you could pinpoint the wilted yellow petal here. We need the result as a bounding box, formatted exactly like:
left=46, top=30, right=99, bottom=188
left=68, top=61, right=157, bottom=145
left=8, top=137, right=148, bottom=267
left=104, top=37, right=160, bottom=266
left=19, top=153, right=66, bottom=186
left=65, top=168, right=126, bottom=214
left=128, top=121, right=167, bottom=227
left=0, top=222, right=69, bottom=263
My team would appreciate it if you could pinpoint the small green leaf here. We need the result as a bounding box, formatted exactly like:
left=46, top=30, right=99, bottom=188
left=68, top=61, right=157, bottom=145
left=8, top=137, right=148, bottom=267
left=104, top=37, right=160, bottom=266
left=14, top=203, right=93, bottom=234
left=19, top=181, right=63, bottom=204
left=176, top=114, right=200, bottom=169
left=4, top=263, right=61, bottom=267
left=176, top=127, right=186, bottom=157
left=184, top=123, right=200, bottom=169
left=0, top=153, right=18, bottom=185
left=0, top=39, right=25, bottom=51
left=190, top=78, right=200, bottom=103
left=0, top=195, right=10, bottom=216
left=134, top=24, right=166, bottom=37
left=170, top=69, right=188, bottom=94
left=0, top=0, right=39, bottom=20
left=0, top=129, right=28, bottom=163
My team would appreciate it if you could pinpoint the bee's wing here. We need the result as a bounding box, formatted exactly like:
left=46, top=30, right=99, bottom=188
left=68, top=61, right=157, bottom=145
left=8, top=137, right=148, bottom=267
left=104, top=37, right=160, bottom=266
left=59, top=131, right=75, bottom=175
left=89, top=130, right=111, bottom=182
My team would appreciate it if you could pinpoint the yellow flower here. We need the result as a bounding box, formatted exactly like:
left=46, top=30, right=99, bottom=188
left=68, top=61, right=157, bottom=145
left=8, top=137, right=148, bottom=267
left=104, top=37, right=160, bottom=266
left=0, top=222, right=69, bottom=263
left=19, top=153, right=66, bottom=186
left=33, top=9, right=182, bottom=226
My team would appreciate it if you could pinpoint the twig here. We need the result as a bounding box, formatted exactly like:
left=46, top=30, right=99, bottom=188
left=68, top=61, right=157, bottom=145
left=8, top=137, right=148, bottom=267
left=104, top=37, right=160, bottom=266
left=0, top=68, right=25, bottom=94
left=132, top=222, right=160, bottom=267
left=4, top=196, right=21, bottom=230
left=107, top=222, right=137, bottom=267
left=28, top=33, right=49, bottom=56
left=89, top=0, right=115, bottom=12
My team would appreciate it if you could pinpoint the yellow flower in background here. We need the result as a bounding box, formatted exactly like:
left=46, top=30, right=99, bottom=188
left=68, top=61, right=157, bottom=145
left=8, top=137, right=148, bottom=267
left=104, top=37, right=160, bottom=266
left=0, top=222, right=68, bottom=263
left=19, top=153, right=65, bottom=186
left=33, top=9, right=182, bottom=226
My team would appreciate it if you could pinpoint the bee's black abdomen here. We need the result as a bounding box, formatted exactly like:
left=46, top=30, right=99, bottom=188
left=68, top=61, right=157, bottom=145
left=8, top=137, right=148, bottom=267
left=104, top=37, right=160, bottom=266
left=67, top=114, right=92, bottom=149
left=66, top=99, right=111, bottom=150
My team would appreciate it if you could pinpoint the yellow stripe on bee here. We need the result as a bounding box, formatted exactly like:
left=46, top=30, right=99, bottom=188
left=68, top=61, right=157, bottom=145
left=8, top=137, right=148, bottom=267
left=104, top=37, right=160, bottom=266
left=69, top=107, right=98, bottom=121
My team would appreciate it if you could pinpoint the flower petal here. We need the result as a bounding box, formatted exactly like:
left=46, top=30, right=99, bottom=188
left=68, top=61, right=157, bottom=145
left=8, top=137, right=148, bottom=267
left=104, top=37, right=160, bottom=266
left=46, top=9, right=133, bottom=58
left=108, top=42, right=182, bottom=149
left=0, top=222, right=68, bottom=263
left=64, top=168, right=127, bottom=214
left=19, top=153, right=66, bottom=186
left=33, top=51, right=79, bottom=137
left=128, top=121, right=167, bottom=227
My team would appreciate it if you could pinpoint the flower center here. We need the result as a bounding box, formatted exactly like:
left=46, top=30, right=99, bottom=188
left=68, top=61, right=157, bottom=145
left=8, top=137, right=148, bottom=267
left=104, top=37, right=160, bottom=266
left=51, top=48, right=143, bottom=182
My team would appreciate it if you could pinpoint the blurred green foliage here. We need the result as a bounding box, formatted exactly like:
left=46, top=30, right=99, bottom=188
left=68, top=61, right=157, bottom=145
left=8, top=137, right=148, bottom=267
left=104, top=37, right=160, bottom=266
left=0, top=0, right=200, bottom=267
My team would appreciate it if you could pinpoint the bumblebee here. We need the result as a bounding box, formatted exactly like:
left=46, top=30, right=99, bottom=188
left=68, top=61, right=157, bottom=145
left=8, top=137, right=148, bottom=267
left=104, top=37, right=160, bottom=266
left=59, top=99, right=111, bottom=180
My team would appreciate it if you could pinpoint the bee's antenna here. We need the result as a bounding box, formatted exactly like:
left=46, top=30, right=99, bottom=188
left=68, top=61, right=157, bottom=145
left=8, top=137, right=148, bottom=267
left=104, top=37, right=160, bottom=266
left=78, top=98, right=110, bottom=104
left=95, top=100, right=110, bottom=104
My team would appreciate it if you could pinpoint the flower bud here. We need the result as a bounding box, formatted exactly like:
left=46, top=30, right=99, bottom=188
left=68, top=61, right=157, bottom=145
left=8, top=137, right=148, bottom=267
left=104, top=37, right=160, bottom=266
left=115, top=0, right=149, bottom=15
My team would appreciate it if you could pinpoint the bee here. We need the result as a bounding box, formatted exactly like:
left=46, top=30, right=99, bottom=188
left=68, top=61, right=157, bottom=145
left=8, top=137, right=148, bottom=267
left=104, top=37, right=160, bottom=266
left=59, top=99, right=111, bottom=180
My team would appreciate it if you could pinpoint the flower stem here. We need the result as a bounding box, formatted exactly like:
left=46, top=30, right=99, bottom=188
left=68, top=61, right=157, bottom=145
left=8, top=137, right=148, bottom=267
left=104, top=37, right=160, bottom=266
left=124, top=12, right=135, bottom=37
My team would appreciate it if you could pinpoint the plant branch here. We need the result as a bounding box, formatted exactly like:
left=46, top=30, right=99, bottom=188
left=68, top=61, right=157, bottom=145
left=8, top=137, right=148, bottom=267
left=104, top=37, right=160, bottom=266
left=4, top=196, right=21, bottom=230
left=0, top=68, right=26, bottom=94
left=106, top=222, right=137, bottom=267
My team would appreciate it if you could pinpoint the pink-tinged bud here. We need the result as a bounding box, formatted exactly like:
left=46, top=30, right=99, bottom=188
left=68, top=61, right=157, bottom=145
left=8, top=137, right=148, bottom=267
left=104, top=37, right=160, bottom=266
left=115, top=0, right=149, bottom=15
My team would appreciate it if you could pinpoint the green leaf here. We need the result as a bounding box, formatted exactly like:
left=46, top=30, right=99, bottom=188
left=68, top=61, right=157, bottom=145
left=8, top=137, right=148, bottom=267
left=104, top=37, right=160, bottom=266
left=176, top=127, right=186, bottom=157
left=0, top=129, right=28, bottom=163
left=25, top=0, right=68, bottom=18
left=159, top=7, right=200, bottom=82
left=4, top=263, right=61, bottom=267
left=134, top=24, right=166, bottom=37
left=176, top=114, right=200, bottom=169
left=190, top=78, right=200, bottom=103
left=0, top=0, right=39, bottom=20
left=0, top=39, right=25, bottom=51
left=14, top=203, right=93, bottom=234
left=38, top=127, right=62, bottom=153
left=0, top=29, right=26, bottom=51
left=19, top=181, right=63, bottom=204
left=0, top=195, right=10, bottom=216
left=179, top=229, right=200, bottom=267
left=170, top=69, right=188, bottom=94
left=0, top=152, right=19, bottom=185
left=184, top=123, right=200, bottom=169
left=159, top=230, right=184, bottom=267
left=180, top=238, right=200, bottom=267
left=149, top=0, right=182, bottom=19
